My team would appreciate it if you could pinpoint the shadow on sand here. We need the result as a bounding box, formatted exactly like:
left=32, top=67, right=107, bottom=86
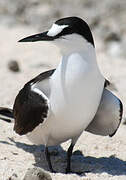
left=1, top=138, right=126, bottom=176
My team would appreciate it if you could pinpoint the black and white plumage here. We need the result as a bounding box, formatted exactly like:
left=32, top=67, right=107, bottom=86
left=0, top=70, right=123, bottom=173
left=13, top=69, right=55, bottom=135
left=0, top=17, right=123, bottom=173
left=1, top=71, right=122, bottom=138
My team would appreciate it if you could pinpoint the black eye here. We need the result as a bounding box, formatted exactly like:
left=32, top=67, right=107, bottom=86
left=55, top=26, right=73, bottom=38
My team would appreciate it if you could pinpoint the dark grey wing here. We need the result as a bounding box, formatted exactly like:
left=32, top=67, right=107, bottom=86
left=86, top=89, right=123, bottom=137
left=0, top=69, right=55, bottom=124
left=13, top=83, right=50, bottom=135
left=13, top=69, right=56, bottom=135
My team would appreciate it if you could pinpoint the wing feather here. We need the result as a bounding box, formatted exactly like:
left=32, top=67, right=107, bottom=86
left=0, top=69, right=55, bottom=135
left=86, top=89, right=123, bottom=136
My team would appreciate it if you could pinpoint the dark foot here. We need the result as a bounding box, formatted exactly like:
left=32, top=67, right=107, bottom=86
left=50, top=168, right=56, bottom=173
left=66, top=167, right=70, bottom=174
left=66, top=169, right=83, bottom=175
left=45, top=147, right=56, bottom=173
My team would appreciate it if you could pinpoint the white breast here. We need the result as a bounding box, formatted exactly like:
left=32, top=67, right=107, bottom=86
left=47, top=53, right=104, bottom=145
left=26, top=50, right=104, bottom=146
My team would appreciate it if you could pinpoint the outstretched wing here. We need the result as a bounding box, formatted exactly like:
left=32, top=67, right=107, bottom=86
left=0, top=69, right=55, bottom=134
left=13, top=69, right=55, bottom=135
left=86, top=89, right=123, bottom=137
left=13, top=83, right=49, bottom=135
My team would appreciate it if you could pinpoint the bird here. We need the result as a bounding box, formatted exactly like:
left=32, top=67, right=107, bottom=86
left=0, top=16, right=123, bottom=173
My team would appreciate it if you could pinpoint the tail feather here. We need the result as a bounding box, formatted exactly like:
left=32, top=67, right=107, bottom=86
left=0, top=107, right=14, bottom=122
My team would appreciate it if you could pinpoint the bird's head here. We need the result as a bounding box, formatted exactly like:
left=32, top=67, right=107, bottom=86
left=19, top=16, right=95, bottom=55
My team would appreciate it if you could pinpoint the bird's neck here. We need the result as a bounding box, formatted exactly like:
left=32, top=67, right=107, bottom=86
left=61, top=45, right=98, bottom=68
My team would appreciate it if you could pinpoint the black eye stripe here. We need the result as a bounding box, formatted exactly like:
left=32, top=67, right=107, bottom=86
left=55, top=16, right=95, bottom=47
left=55, top=27, right=73, bottom=38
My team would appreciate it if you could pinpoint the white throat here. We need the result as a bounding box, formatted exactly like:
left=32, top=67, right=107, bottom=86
left=54, top=34, right=95, bottom=57
left=55, top=34, right=98, bottom=69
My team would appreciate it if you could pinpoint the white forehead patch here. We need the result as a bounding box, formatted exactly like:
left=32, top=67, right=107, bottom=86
left=47, top=24, right=68, bottom=37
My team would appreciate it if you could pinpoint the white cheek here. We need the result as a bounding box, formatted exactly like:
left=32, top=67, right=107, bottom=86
left=47, top=24, right=68, bottom=37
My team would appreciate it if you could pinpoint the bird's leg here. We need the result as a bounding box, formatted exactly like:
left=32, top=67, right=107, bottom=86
left=66, top=143, right=74, bottom=173
left=45, top=146, right=56, bottom=173
left=66, top=137, right=84, bottom=175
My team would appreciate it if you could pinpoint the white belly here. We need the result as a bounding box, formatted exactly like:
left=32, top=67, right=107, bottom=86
left=48, top=54, right=104, bottom=145
left=27, top=53, right=104, bottom=146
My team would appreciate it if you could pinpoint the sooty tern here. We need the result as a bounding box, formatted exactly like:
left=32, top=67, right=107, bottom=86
left=0, top=17, right=123, bottom=173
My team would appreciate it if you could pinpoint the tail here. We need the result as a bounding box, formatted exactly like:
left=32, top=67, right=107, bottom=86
left=0, top=107, right=14, bottom=122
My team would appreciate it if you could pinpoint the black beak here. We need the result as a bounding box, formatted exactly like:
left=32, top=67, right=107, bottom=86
left=18, top=31, right=55, bottom=42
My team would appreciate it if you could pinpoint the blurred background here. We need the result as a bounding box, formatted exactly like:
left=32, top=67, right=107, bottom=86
left=0, top=0, right=126, bottom=112
left=1, top=1, right=126, bottom=179
left=0, top=0, right=126, bottom=51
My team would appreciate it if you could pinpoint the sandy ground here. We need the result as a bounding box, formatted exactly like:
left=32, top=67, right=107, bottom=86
left=0, top=25, right=126, bottom=180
